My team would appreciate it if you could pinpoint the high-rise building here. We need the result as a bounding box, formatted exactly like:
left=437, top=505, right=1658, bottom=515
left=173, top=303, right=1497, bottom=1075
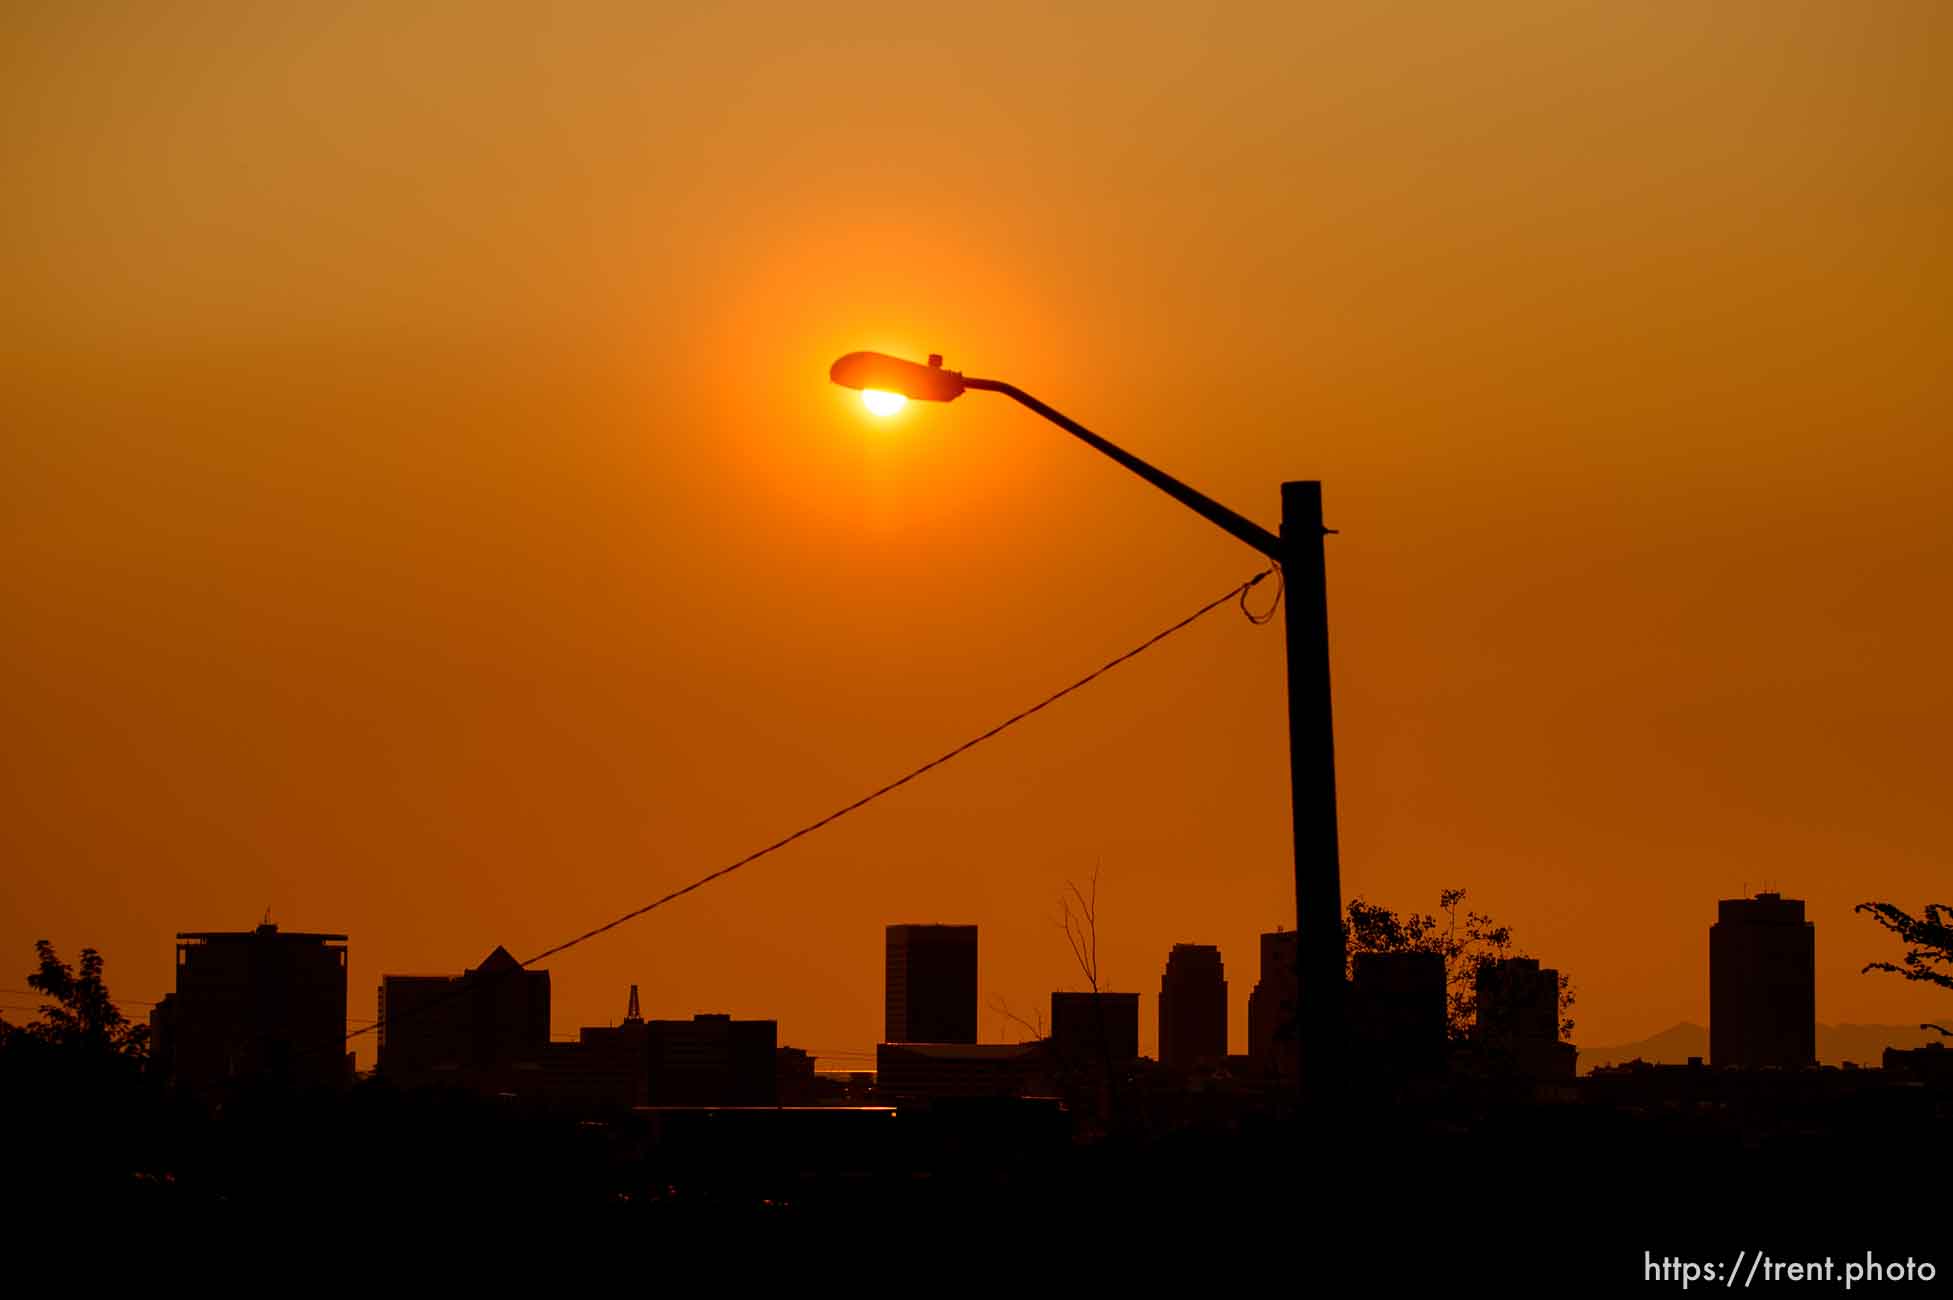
left=1247, top=930, right=1300, bottom=1079
left=152, top=923, right=349, bottom=1097
left=1350, top=950, right=1447, bottom=1079
left=1475, top=956, right=1575, bottom=1080
left=377, top=944, right=550, bottom=1087
left=1050, top=991, right=1140, bottom=1068
left=1159, top=943, right=1227, bottom=1069
left=885, top=924, right=977, bottom=1044
left=1710, top=892, right=1816, bottom=1069
left=646, top=1013, right=777, bottom=1105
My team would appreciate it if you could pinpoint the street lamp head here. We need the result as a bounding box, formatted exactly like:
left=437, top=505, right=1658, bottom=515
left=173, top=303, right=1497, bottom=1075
left=829, top=351, right=967, bottom=403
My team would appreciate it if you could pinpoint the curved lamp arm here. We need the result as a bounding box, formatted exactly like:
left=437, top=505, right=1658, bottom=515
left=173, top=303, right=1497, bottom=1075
left=963, top=376, right=1282, bottom=561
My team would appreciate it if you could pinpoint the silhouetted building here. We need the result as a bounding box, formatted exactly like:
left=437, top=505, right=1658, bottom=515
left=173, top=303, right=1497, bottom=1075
left=545, top=984, right=648, bottom=1108
left=1159, top=944, right=1227, bottom=1069
left=1710, top=893, right=1816, bottom=1070
left=875, top=1041, right=1047, bottom=1100
left=155, top=923, right=349, bottom=1097
left=148, top=997, right=176, bottom=1077
left=776, top=1046, right=820, bottom=1105
left=820, top=1070, right=878, bottom=1105
left=1883, top=1042, right=1953, bottom=1084
left=885, top=924, right=977, bottom=1044
left=647, top=1014, right=777, bottom=1105
left=1247, top=930, right=1299, bottom=1080
left=377, top=945, right=550, bottom=1088
left=1050, top=991, right=1140, bottom=1069
left=1475, top=956, right=1575, bottom=1080
left=1349, top=950, right=1447, bottom=1079
left=1582, top=1055, right=1924, bottom=1118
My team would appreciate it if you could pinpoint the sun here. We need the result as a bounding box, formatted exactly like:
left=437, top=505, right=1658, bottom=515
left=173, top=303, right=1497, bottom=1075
left=860, top=389, right=907, bottom=417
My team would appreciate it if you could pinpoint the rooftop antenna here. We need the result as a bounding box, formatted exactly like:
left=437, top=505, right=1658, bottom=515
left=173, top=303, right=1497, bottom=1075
left=625, top=984, right=641, bottom=1023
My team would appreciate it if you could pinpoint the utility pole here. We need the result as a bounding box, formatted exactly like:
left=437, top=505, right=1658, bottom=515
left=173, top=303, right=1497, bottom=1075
left=1282, top=481, right=1345, bottom=1102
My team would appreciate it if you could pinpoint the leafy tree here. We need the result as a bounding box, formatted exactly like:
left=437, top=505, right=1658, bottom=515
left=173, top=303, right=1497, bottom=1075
left=1345, top=888, right=1575, bottom=1041
left=1856, top=900, right=1951, bottom=1036
left=0, top=940, right=149, bottom=1060
left=1, top=942, right=172, bottom=1204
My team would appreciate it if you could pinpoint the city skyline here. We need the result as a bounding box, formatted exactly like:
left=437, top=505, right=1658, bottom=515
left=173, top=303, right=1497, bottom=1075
left=113, top=889, right=1918, bottom=1084
left=43, top=885, right=1935, bottom=1077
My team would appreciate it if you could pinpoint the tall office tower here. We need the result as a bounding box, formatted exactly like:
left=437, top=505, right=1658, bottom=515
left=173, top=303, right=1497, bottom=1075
left=151, top=923, right=349, bottom=1097
left=1247, top=929, right=1300, bottom=1078
left=1159, top=943, right=1227, bottom=1069
left=377, top=944, right=551, bottom=1083
left=1710, top=892, right=1816, bottom=1069
left=885, top=924, right=978, bottom=1044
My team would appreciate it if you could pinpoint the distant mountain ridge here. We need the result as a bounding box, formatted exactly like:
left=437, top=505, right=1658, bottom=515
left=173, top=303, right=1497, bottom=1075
left=1578, top=1022, right=1945, bottom=1073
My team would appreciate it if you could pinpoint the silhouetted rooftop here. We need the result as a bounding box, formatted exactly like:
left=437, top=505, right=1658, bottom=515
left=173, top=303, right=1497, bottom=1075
left=177, top=927, right=347, bottom=942
left=880, top=1042, right=1044, bottom=1059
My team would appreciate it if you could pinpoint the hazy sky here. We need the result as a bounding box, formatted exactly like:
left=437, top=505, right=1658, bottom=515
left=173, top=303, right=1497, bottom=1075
left=4, top=2, right=1948, bottom=1061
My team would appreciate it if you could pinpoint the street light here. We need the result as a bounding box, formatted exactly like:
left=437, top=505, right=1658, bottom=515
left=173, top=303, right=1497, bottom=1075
left=829, top=349, right=1347, bottom=1102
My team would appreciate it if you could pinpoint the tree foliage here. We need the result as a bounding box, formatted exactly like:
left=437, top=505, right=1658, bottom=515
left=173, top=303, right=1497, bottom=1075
left=1, top=941, right=169, bottom=1201
left=0, top=940, right=149, bottom=1060
left=1856, top=900, right=1951, bottom=1035
left=1345, top=888, right=1575, bottom=1041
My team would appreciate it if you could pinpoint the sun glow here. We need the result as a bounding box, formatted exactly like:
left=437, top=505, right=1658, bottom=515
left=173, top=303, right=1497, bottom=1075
left=860, top=389, right=906, bottom=417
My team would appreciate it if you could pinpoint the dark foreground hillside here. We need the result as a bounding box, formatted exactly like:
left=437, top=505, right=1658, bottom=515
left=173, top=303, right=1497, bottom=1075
left=5, top=1059, right=1943, bottom=1291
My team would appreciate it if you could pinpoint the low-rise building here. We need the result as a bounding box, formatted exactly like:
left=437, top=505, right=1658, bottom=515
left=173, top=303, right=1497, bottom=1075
left=376, top=945, right=551, bottom=1093
left=648, top=1013, right=777, bottom=1106
left=1050, top=991, right=1140, bottom=1069
left=875, top=1041, right=1048, bottom=1100
left=1350, top=950, right=1447, bottom=1080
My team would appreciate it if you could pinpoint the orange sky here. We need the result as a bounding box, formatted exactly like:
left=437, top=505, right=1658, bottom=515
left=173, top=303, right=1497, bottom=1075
left=4, top=2, right=1948, bottom=1063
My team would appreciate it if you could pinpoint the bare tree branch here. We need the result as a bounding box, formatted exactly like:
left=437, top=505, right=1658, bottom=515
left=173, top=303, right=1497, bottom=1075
left=988, top=995, right=1044, bottom=1043
left=1059, top=861, right=1103, bottom=993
